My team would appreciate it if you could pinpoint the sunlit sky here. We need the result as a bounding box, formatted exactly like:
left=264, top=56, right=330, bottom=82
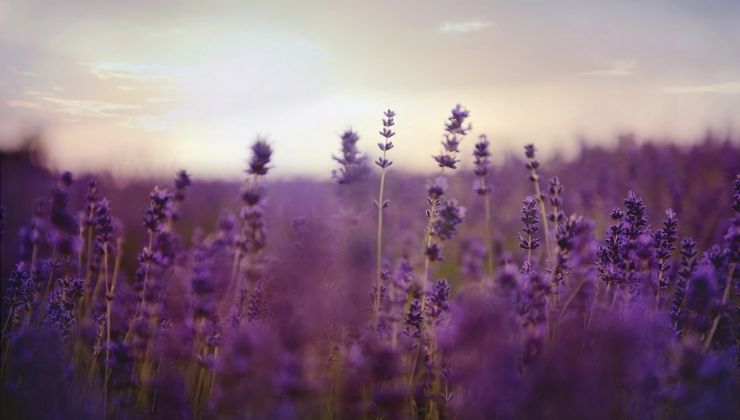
left=1, top=0, right=739, bottom=179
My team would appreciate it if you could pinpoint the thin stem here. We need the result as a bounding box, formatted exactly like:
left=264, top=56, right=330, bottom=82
left=702, top=264, right=734, bottom=353
left=39, top=246, right=58, bottom=321
left=226, top=174, right=260, bottom=315
left=125, top=231, right=153, bottom=343
left=373, top=155, right=388, bottom=328
left=482, top=191, right=495, bottom=277
left=409, top=196, right=438, bottom=385
left=558, top=278, right=587, bottom=318
left=655, top=269, right=665, bottom=311
left=102, top=243, right=110, bottom=414
left=30, top=243, right=38, bottom=274
left=2, top=308, right=14, bottom=336
left=83, top=207, right=95, bottom=294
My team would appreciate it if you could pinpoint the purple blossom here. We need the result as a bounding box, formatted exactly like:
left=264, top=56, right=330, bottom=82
left=429, top=199, right=466, bottom=241
left=519, top=196, right=541, bottom=251
left=332, top=129, right=369, bottom=184
left=433, top=104, right=470, bottom=169
left=247, top=138, right=273, bottom=176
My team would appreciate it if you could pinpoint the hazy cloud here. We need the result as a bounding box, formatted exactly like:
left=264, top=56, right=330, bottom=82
left=438, top=20, right=492, bottom=33
left=582, top=59, right=637, bottom=77
left=12, top=93, right=141, bottom=118
left=6, top=100, right=43, bottom=110
left=8, top=66, right=37, bottom=77
left=89, top=62, right=171, bottom=81
left=663, top=82, right=740, bottom=95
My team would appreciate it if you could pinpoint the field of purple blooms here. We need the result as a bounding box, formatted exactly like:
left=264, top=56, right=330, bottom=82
left=1, top=106, right=739, bottom=419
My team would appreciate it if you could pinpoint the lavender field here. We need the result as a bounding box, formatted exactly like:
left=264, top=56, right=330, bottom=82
left=0, top=106, right=738, bottom=419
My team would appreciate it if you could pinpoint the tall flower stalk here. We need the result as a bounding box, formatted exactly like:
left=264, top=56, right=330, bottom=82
left=524, top=144, right=552, bottom=260
left=654, top=209, right=678, bottom=309
left=519, top=196, right=541, bottom=266
left=423, top=104, right=470, bottom=310
left=332, top=129, right=368, bottom=185
left=228, top=138, right=273, bottom=319
left=410, top=104, right=469, bottom=415
left=473, top=134, right=494, bottom=277
left=670, top=237, right=697, bottom=340
left=373, top=109, right=396, bottom=328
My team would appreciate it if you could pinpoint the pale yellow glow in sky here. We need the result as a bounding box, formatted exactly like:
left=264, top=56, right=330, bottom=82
left=1, top=0, right=739, bottom=179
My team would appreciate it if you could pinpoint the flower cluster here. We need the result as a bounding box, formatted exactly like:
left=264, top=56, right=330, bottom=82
left=473, top=134, right=492, bottom=195
left=375, top=109, right=396, bottom=169
left=143, top=187, right=173, bottom=233
left=519, top=196, right=541, bottom=251
left=332, top=129, right=368, bottom=184
left=433, top=104, right=470, bottom=169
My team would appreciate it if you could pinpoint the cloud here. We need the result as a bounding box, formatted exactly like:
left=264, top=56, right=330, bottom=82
left=8, top=66, right=37, bottom=77
left=582, top=59, right=637, bottom=77
left=439, top=20, right=492, bottom=33
left=6, top=100, right=44, bottom=110
left=11, top=93, right=141, bottom=118
left=119, top=115, right=174, bottom=132
left=41, top=97, right=141, bottom=117
left=662, top=82, right=740, bottom=95
left=88, top=62, right=171, bottom=81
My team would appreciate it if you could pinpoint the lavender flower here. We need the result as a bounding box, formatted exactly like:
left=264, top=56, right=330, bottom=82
left=472, top=134, right=496, bottom=276
left=44, top=276, right=84, bottom=337
left=426, top=279, right=451, bottom=321
left=433, top=104, right=470, bottom=169
left=373, top=109, right=397, bottom=328
left=332, top=129, right=368, bottom=184
left=375, top=109, right=396, bottom=169
left=247, top=138, right=273, bottom=176
left=426, top=176, right=448, bottom=201
left=50, top=173, right=78, bottom=235
left=547, top=176, right=564, bottom=224
left=429, top=199, right=466, bottom=241
left=170, top=170, right=192, bottom=222
left=238, top=206, right=267, bottom=253
left=247, top=281, right=265, bottom=322
left=472, top=135, right=492, bottom=192
left=404, top=298, right=423, bottom=338
left=655, top=209, right=678, bottom=301
left=523, top=144, right=552, bottom=258
left=143, top=187, right=173, bottom=233
left=524, top=144, right=536, bottom=159
left=624, top=191, right=648, bottom=240
left=671, top=238, right=697, bottom=335
left=3, top=262, right=34, bottom=329
left=425, top=243, right=444, bottom=262
left=94, top=198, right=113, bottom=249
left=519, top=196, right=541, bottom=256
left=553, top=214, right=581, bottom=286
left=174, top=170, right=192, bottom=201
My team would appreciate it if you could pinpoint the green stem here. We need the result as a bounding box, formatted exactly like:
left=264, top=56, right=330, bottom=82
left=482, top=190, right=495, bottom=277
left=39, top=246, right=58, bottom=321
left=373, top=156, right=388, bottom=328
left=702, top=264, right=734, bottom=353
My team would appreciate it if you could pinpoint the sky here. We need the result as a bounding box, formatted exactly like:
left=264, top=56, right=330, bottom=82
left=1, top=0, right=739, bottom=179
